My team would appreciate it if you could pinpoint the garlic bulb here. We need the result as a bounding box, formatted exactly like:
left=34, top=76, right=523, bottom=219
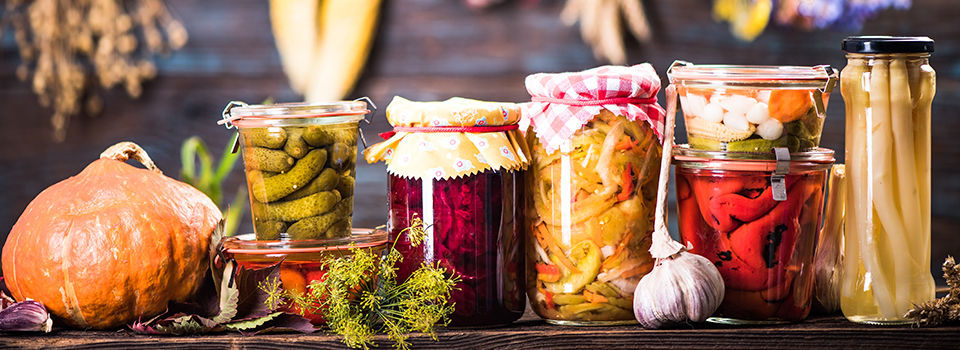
left=634, top=250, right=725, bottom=329
left=632, top=84, right=725, bottom=329
left=0, top=300, right=53, bottom=333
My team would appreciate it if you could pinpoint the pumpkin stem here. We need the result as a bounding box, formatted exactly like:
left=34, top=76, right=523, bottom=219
left=100, top=142, right=163, bottom=174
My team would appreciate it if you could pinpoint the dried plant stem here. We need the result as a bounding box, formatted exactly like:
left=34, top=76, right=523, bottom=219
left=1, top=0, right=187, bottom=141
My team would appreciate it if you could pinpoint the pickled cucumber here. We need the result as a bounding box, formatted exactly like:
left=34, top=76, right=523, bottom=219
left=303, top=126, right=334, bottom=147
left=284, top=168, right=340, bottom=201
left=244, top=147, right=295, bottom=173
left=725, top=136, right=789, bottom=152
left=336, top=174, right=354, bottom=197
left=254, top=220, right=288, bottom=240
left=287, top=197, right=353, bottom=239
left=243, top=127, right=287, bottom=149
left=284, top=128, right=309, bottom=159
left=250, top=148, right=327, bottom=202
left=327, top=143, right=355, bottom=171
left=323, top=220, right=350, bottom=239
left=252, top=190, right=341, bottom=222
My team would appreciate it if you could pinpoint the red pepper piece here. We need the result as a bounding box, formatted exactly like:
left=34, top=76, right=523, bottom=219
left=708, top=177, right=798, bottom=233
left=719, top=288, right=780, bottom=320
left=774, top=270, right=814, bottom=321
left=617, top=163, right=634, bottom=201
left=677, top=176, right=717, bottom=255
left=690, top=175, right=754, bottom=232
left=727, top=183, right=807, bottom=271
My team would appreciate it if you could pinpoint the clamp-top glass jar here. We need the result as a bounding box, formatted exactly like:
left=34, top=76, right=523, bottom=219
left=674, top=146, right=834, bottom=324
left=840, top=36, right=936, bottom=324
left=220, top=101, right=368, bottom=240
left=668, top=63, right=837, bottom=153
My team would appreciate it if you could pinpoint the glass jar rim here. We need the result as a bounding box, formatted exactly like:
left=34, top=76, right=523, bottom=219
left=673, top=145, right=835, bottom=172
left=668, top=64, right=834, bottom=89
left=223, top=228, right=389, bottom=255
left=221, top=101, right=369, bottom=128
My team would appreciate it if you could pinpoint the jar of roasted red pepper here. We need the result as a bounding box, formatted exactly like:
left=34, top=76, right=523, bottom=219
left=673, top=145, right=834, bottom=324
left=521, top=64, right=666, bottom=325
left=363, top=96, right=529, bottom=326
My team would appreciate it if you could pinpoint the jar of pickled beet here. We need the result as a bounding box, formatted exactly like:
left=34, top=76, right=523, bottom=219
left=363, top=96, right=529, bottom=326
left=668, top=62, right=837, bottom=153
left=220, top=101, right=369, bottom=241
left=521, top=64, right=666, bottom=325
left=673, top=145, right=834, bottom=324
left=221, top=228, right=389, bottom=325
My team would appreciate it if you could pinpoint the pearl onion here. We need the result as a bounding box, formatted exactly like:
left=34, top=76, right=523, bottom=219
left=723, top=111, right=750, bottom=131
left=757, top=118, right=784, bottom=140
left=746, top=102, right=770, bottom=124
left=701, top=103, right=724, bottom=123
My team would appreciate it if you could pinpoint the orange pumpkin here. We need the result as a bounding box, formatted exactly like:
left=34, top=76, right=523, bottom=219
left=1, top=142, right=222, bottom=329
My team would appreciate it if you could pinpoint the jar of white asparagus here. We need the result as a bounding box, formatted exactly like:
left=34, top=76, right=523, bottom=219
left=840, top=36, right=936, bottom=324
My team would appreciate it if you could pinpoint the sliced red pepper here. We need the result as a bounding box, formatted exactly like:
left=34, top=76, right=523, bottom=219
left=584, top=290, right=608, bottom=304
left=536, top=263, right=562, bottom=283
left=614, top=136, right=638, bottom=150
left=542, top=287, right=555, bottom=310
left=708, top=178, right=798, bottom=233
left=617, top=163, right=633, bottom=201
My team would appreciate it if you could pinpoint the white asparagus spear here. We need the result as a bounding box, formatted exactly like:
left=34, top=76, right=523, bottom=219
left=840, top=59, right=893, bottom=314
left=889, top=59, right=923, bottom=266
left=869, top=60, right=917, bottom=315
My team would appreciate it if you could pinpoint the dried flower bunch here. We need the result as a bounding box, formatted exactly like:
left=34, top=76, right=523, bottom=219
left=906, top=256, right=960, bottom=326
left=1, top=0, right=187, bottom=140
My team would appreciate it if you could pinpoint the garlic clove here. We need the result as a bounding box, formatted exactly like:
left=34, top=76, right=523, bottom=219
left=0, top=300, right=53, bottom=333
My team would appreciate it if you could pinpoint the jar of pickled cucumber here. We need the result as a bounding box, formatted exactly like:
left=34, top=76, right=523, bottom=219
left=220, top=101, right=368, bottom=240
left=840, top=36, right=936, bottom=324
left=668, top=62, right=837, bottom=153
left=364, top=96, right=529, bottom=326
left=521, top=64, right=666, bottom=325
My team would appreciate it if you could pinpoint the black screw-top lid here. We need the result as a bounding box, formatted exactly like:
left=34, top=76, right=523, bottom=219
left=842, top=36, right=934, bottom=54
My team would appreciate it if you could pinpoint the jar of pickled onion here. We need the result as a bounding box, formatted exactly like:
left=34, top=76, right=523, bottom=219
left=363, top=96, right=529, bottom=326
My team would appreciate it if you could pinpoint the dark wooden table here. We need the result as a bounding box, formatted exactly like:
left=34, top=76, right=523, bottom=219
left=3, top=308, right=958, bottom=349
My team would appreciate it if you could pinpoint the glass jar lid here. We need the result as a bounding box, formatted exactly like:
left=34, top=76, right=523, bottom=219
left=842, top=36, right=934, bottom=54
left=223, top=228, right=388, bottom=255
left=220, top=100, right=369, bottom=128
left=667, top=61, right=836, bottom=90
left=673, top=144, right=835, bottom=172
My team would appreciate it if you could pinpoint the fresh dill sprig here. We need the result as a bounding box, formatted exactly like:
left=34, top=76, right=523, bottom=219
left=263, top=216, right=459, bottom=349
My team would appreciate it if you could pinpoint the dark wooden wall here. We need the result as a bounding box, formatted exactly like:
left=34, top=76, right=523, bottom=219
left=1, top=0, right=958, bottom=279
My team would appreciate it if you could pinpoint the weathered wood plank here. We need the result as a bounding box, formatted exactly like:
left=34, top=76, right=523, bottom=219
left=2, top=314, right=959, bottom=350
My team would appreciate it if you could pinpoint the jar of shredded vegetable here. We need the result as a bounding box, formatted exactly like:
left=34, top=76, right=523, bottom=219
left=521, top=64, right=666, bottom=325
left=840, top=36, right=936, bottom=325
left=364, top=96, right=529, bottom=326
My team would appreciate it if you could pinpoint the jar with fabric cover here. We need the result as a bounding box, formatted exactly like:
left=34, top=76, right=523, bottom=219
left=521, top=64, right=666, bottom=325
left=364, top=96, right=529, bottom=326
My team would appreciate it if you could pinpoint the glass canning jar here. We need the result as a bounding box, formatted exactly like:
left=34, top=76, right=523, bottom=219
left=840, top=36, right=936, bottom=325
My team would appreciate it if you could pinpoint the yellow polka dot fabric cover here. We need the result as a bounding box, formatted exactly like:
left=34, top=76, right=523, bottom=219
left=364, top=96, right=530, bottom=180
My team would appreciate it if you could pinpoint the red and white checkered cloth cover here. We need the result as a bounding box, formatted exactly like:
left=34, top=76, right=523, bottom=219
left=522, top=63, right=665, bottom=153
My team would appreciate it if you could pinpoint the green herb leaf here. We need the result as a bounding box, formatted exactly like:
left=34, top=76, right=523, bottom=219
left=225, top=312, right=282, bottom=331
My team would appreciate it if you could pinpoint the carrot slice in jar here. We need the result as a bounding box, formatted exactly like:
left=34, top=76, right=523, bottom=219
left=768, top=90, right=813, bottom=122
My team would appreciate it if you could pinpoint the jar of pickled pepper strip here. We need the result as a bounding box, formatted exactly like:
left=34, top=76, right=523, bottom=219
left=673, top=145, right=834, bottom=324
left=364, top=96, right=529, bottom=326
left=521, top=64, right=665, bottom=325
left=220, top=101, right=368, bottom=241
